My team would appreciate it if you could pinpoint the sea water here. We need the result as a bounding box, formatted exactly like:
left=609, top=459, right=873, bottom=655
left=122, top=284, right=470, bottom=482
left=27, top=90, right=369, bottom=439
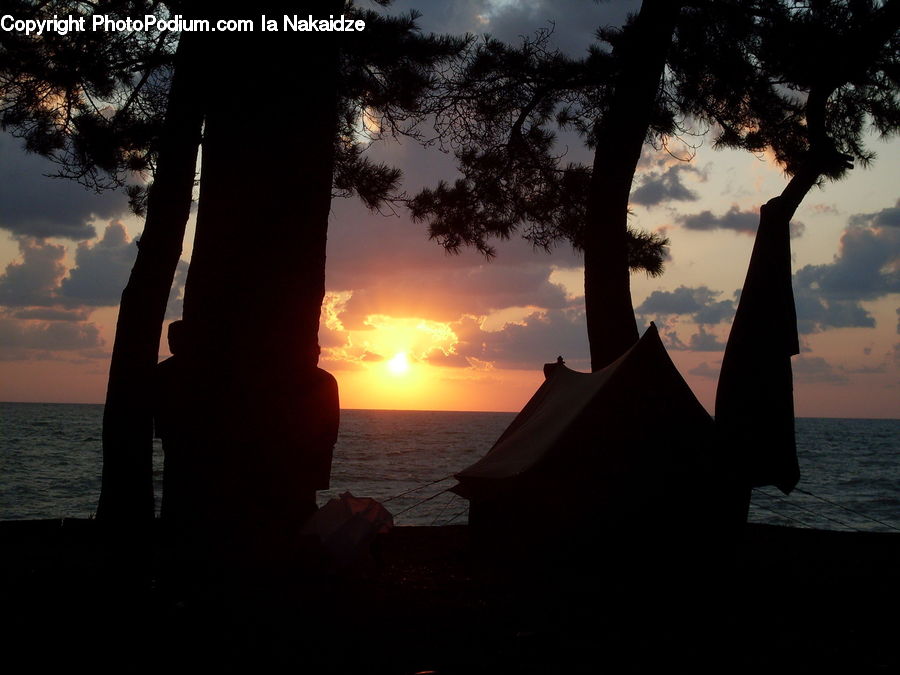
left=1, top=402, right=897, bottom=531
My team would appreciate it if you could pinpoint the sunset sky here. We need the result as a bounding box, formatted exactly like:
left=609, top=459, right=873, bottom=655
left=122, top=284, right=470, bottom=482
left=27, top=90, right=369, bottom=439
left=1, top=0, right=898, bottom=417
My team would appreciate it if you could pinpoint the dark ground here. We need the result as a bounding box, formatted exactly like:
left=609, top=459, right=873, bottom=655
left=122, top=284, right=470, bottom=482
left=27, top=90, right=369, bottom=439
left=1, top=520, right=897, bottom=674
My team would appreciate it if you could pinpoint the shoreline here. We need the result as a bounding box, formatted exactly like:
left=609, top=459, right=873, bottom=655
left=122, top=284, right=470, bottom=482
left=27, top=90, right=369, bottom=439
left=3, top=401, right=900, bottom=421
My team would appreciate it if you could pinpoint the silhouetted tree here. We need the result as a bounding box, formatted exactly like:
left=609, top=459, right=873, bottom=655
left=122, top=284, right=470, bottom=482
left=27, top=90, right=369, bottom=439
left=2, top=0, right=204, bottom=524
left=411, top=1, right=688, bottom=370
left=413, top=0, right=895, bottom=371
left=671, top=0, right=900, bottom=501
left=2, top=0, right=464, bottom=526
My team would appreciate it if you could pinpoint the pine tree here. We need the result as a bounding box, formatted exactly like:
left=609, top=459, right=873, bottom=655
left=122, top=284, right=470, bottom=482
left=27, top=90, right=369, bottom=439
left=671, top=0, right=900, bottom=499
left=411, top=1, right=685, bottom=370
left=1, top=0, right=464, bottom=527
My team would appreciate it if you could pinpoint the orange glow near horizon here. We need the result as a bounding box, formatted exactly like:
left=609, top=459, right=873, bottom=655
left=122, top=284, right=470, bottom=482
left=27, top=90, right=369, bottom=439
left=328, top=360, right=542, bottom=412
left=314, top=294, right=545, bottom=411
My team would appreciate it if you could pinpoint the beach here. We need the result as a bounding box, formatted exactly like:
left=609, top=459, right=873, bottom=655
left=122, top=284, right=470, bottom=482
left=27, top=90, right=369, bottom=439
left=2, top=518, right=897, bottom=674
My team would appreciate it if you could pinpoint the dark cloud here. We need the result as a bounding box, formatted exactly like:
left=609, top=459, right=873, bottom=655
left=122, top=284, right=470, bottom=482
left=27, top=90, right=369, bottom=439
left=0, top=317, right=102, bottom=358
left=0, top=132, right=128, bottom=240
left=793, top=220, right=899, bottom=333
left=483, top=309, right=589, bottom=369
left=688, top=361, right=720, bottom=379
left=11, top=307, right=90, bottom=321
left=631, top=164, right=701, bottom=207
left=840, top=363, right=886, bottom=374
left=654, top=322, right=688, bottom=351
left=678, top=205, right=805, bottom=238
left=678, top=205, right=759, bottom=234
left=0, top=222, right=188, bottom=361
left=0, top=238, right=66, bottom=307
left=792, top=355, right=849, bottom=384
left=687, top=326, right=727, bottom=351
left=430, top=309, right=589, bottom=371
left=164, top=259, right=190, bottom=321
left=849, top=198, right=900, bottom=229
left=58, top=222, right=137, bottom=306
left=390, top=0, right=640, bottom=58
left=794, top=295, right=875, bottom=334
left=0, top=222, right=141, bottom=311
left=635, top=285, right=735, bottom=326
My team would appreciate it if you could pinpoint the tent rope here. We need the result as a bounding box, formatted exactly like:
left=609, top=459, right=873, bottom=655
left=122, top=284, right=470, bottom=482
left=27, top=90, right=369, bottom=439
left=430, top=492, right=458, bottom=526
left=793, top=487, right=900, bottom=532
left=381, top=475, right=456, bottom=504
left=753, top=488, right=862, bottom=532
left=442, top=506, right=469, bottom=526
left=392, top=487, right=453, bottom=517
left=748, top=498, right=817, bottom=529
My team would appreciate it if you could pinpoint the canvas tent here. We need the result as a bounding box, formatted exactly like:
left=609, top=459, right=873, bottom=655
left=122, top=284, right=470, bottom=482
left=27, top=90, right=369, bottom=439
left=453, top=323, right=719, bottom=548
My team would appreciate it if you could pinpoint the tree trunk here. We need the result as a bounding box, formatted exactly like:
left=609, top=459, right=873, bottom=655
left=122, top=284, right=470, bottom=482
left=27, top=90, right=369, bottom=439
left=583, top=0, right=681, bottom=371
left=178, top=0, right=341, bottom=547
left=96, top=31, right=205, bottom=524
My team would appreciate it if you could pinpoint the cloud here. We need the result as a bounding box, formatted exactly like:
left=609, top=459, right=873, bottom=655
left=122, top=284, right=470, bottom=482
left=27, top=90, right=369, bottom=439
left=424, top=349, right=472, bottom=368
left=0, top=238, right=67, bottom=307
left=631, top=164, right=701, bottom=207
left=677, top=205, right=805, bottom=239
left=635, top=285, right=735, bottom=325
left=689, top=361, right=720, bottom=379
left=840, top=363, right=886, bottom=375
left=0, top=317, right=103, bottom=359
left=326, top=199, right=580, bottom=328
left=403, top=0, right=641, bottom=58
left=678, top=205, right=759, bottom=234
left=687, top=326, right=727, bottom=351
left=164, top=259, right=190, bottom=320
left=0, top=222, right=188, bottom=351
left=11, top=307, right=91, bottom=321
left=58, top=222, right=138, bottom=306
left=849, top=198, right=900, bottom=229
left=0, top=132, right=128, bottom=240
left=794, top=295, right=875, bottom=333
left=793, top=216, right=900, bottom=333
left=792, top=355, right=849, bottom=384
left=337, top=259, right=572, bottom=329
left=446, top=309, right=590, bottom=370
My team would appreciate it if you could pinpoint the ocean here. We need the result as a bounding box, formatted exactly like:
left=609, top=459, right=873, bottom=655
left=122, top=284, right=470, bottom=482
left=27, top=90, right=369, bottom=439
left=1, top=402, right=897, bottom=532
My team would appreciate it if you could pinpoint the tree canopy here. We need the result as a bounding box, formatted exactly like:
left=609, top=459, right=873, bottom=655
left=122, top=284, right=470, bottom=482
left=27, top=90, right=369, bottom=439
left=1, top=0, right=466, bottom=524
left=1, top=0, right=466, bottom=214
left=408, top=25, right=671, bottom=273
left=409, top=0, right=899, bottom=369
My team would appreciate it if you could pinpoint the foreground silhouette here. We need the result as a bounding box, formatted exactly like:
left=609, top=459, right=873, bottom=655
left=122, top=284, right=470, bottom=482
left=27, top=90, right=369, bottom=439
left=154, top=320, right=340, bottom=557
left=2, top=517, right=897, bottom=674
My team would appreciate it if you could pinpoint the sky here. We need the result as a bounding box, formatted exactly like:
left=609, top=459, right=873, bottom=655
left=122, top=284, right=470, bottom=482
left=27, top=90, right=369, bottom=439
left=0, top=0, right=898, bottom=417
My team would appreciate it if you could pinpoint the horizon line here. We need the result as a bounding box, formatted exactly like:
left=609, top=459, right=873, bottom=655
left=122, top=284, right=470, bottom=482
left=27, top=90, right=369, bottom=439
left=1, top=400, right=898, bottom=421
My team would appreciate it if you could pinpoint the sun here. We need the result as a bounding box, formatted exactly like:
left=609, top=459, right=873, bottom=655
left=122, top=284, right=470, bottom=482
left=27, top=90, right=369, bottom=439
left=386, top=352, right=411, bottom=376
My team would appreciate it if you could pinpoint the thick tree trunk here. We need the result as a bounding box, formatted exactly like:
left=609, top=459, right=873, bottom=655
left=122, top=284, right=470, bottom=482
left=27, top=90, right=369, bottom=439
left=179, top=0, right=341, bottom=547
left=583, top=0, right=681, bottom=371
left=96, top=32, right=205, bottom=524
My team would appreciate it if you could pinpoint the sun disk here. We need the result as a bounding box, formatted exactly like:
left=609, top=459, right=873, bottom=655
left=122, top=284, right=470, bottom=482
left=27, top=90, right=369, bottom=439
left=387, top=352, right=410, bottom=375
